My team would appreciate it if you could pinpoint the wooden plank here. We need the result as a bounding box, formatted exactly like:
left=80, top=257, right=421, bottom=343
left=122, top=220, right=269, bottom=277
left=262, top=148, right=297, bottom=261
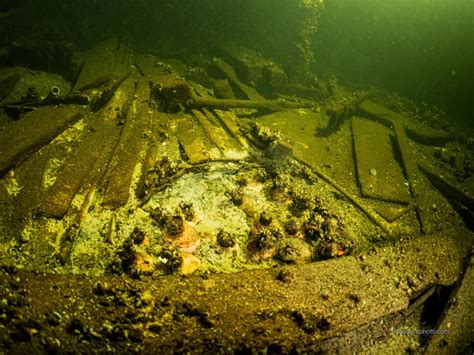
left=135, top=139, right=158, bottom=201
left=352, top=117, right=411, bottom=204
left=192, top=109, right=247, bottom=160
left=373, top=203, right=414, bottom=223
left=217, top=44, right=287, bottom=88
left=73, top=38, right=133, bottom=92
left=102, top=78, right=152, bottom=208
left=211, top=59, right=265, bottom=101
left=0, top=105, right=84, bottom=178
left=112, top=38, right=134, bottom=79
left=1, top=128, right=94, bottom=244
left=157, top=126, right=182, bottom=162
left=9, top=150, right=50, bottom=229
left=358, top=100, right=453, bottom=146
left=0, top=73, right=21, bottom=102
left=174, top=114, right=220, bottom=164
left=213, top=79, right=235, bottom=99
left=190, top=97, right=310, bottom=111
left=39, top=77, right=137, bottom=218
left=214, top=110, right=249, bottom=149
left=294, top=157, right=393, bottom=235
left=73, top=38, right=118, bottom=92
left=392, top=121, right=432, bottom=234
left=202, top=109, right=248, bottom=159
left=135, top=111, right=183, bottom=200
left=134, top=53, right=170, bottom=82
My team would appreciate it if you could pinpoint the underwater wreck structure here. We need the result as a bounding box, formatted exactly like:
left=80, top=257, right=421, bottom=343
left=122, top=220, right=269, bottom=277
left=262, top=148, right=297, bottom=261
left=0, top=0, right=473, bottom=353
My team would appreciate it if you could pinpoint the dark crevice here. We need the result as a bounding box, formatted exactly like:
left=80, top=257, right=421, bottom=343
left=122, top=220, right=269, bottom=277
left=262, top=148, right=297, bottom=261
left=449, top=199, right=474, bottom=231
left=420, top=285, right=454, bottom=327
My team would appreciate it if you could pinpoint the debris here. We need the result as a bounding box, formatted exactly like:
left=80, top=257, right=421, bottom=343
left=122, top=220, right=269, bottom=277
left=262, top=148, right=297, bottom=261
left=315, top=90, right=375, bottom=137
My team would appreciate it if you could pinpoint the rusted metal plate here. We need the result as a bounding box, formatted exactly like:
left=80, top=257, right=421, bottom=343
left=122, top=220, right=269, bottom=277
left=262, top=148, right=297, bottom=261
left=352, top=117, right=411, bottom=205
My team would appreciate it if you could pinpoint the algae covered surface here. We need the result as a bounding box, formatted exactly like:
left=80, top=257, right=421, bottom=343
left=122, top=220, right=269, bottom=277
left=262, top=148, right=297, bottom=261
left=0, top=0, right=473, bottom=353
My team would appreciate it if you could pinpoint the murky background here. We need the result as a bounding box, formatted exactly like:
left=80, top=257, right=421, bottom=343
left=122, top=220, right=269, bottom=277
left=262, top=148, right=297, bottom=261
left=1, top=0, right=472, bottom=127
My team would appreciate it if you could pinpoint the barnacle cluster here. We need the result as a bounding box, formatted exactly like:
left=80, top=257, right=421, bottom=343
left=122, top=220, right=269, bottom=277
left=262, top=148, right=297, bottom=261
left=111, top=159, right=355, bottom=277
